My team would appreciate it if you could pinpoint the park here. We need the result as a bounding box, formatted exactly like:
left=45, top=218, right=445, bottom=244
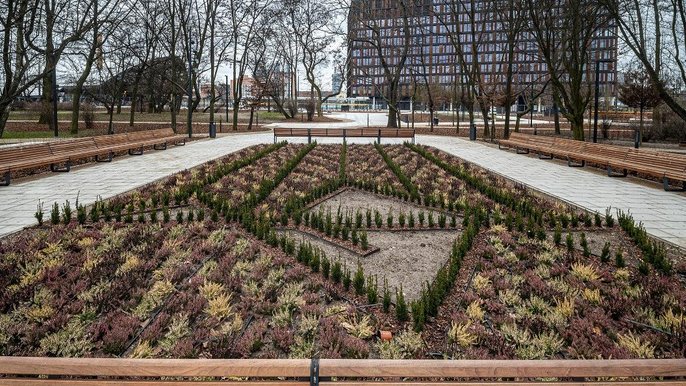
left=1, top=0, right=686, bottom=384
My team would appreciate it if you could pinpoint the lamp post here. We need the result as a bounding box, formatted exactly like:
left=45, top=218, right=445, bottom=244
left=593, top=59, right=614, bottom=143
left=187, top=38, right=194, bottom=139
left=225, top=75, right=229, bottom=124
left=52, top=53, right=59, bottom=138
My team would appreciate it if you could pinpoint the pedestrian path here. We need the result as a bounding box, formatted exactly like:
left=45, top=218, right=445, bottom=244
left=418, top=135, right=686, bottom=249
left=2, top=126, right=684, bottom=250
left=0, top=132, right=272, bottom=238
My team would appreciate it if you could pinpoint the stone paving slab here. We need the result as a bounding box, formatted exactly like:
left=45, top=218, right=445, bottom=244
left=418, top=135, right=686, bottom=250
left=0, top=132, right=272, bottom=239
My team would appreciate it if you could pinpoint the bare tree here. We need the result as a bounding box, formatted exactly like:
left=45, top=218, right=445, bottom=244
left=618, top=63, right=662, bottom=144
left=602, top=0, right=686, bottom=123
left=0, top=0, right=45, bottom=137
left=348, top=0, right=412, bottom=128
left=228, top=0, right=273, bottom=130
left=527, top=0, right=612, bottom=140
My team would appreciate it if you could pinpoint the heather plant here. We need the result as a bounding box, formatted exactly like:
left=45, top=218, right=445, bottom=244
left=342, top=226, right=350, bottom=241
left=187, top=210, right=194, bottom=222
left=411, top=299, right=425, bottom=331
left=450, top=215, right=457, bottom=228
left=150, top=209, right=158, bottom=223
left=553, top=223, right=562, bottom=245
left=137, top=210, right=146, bottom=223
left=366, top=209, right=372, bottom=227
left=428, top=212, right=435, bottom=227
left=448, top=321, right=477, bottom=347
left=176, top=211, right=184, bottom=223
left=197, top=209, right=205, bottom=222
left=351, top=228, right=359, bottom=245
left=114, top=204, right=122, bottom=222
left=408, top=211, right=415, bottom=228
left=355, top=210, right=363, bottom=228
left=387, top=211, right=394, bottom=228
left=418, top=211, right=425, bottom=226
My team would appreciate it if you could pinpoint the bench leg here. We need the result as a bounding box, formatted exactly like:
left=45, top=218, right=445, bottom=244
left=607, top=166, right=627, bottom=177
left=154, top=142, right=168, bottom=150
left=663, top=177, right=686, bottom=192
left=274, top=135, right=277, bottom=144
left=174, top=139, right=186, bottom=146
left=567, top=158, right=585, bottom=167
left=50, top=161, right=71, bottom=172
left=538, top=152, right=553, bottom=160
left=129, top=147, right=144, bottom=156
left=0, top=171, right=10, bottom=186
left=498, top=143, right=508, bottom=150
left=516, top=147, right=530, bottom=154
left=96, top=152, right=113, bottom=162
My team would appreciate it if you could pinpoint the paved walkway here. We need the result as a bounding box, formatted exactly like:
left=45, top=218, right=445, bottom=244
left=1, top=114, right=684, bottom=250
left=0, top=132, right=271, bottom=238
left=418, top=135, right=686, bottom=249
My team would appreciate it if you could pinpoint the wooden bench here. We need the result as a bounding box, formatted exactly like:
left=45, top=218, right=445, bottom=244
left=274, top=127, right=415, bottom=144
left=499, top=132, right=686, bottom=191
left=0, top=128, right=186, bottom=186
left=0, top=357, right=684, bottom=384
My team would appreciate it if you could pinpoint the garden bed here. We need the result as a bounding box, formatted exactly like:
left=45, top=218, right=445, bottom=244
left=1, top=142, right=684, bottom=361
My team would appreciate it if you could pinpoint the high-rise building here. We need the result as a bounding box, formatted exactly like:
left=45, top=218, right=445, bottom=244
left=347, top=0, right=618, bottom=108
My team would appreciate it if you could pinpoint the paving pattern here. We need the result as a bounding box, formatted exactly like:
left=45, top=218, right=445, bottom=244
left=1, top=114, right=684, bottom=250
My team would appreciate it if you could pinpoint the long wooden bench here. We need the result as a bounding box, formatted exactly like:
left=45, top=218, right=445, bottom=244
left=0, top=128, right=186, bottom=186
left=0, top=357, right=684, bottom=384
left=274, top=127, right=415, bottom=144
left=499, top=132, right=686, bottom=191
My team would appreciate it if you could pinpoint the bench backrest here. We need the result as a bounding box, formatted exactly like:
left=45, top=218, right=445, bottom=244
left=0, top=144, right=53, bottom=170
left=48, top=138, right=98, bottom=157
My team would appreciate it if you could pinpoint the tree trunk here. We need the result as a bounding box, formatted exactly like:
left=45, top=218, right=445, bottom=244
left=0, top=104, right=10, bottom=138
left=107, top=107, right=114, bottom=135
left=39, top=54, right=57, bottom=125
left=570, top=113, right=585, bottom=140
left=248, top=106, right=255, bottom=130
left=232, top=101, right=240, bottom=130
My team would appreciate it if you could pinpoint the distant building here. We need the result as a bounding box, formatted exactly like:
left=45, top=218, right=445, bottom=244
left=347, top=0, right=618, bottom=108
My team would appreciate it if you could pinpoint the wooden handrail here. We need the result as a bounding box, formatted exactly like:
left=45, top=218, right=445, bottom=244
left=1, top=357, right=685, bottom=383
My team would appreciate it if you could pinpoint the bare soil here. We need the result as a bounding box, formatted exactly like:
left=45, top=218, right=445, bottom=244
left=310, top=188, right=458, bottom=227
left=280, top=228, right=460, bottom=301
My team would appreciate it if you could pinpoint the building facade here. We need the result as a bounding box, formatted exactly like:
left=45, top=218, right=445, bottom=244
left=347, top=0, right=618, bottom=109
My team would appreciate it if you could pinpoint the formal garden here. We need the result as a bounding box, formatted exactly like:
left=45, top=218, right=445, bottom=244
left=1, top=142, right=684, bottom=360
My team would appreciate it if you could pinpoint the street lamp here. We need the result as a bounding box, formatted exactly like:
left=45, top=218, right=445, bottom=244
left=593, top=59, right=614, bottom=143
left=52, top=53, right=59, bottom=138
left=187, top=38, right=195, bottom=139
